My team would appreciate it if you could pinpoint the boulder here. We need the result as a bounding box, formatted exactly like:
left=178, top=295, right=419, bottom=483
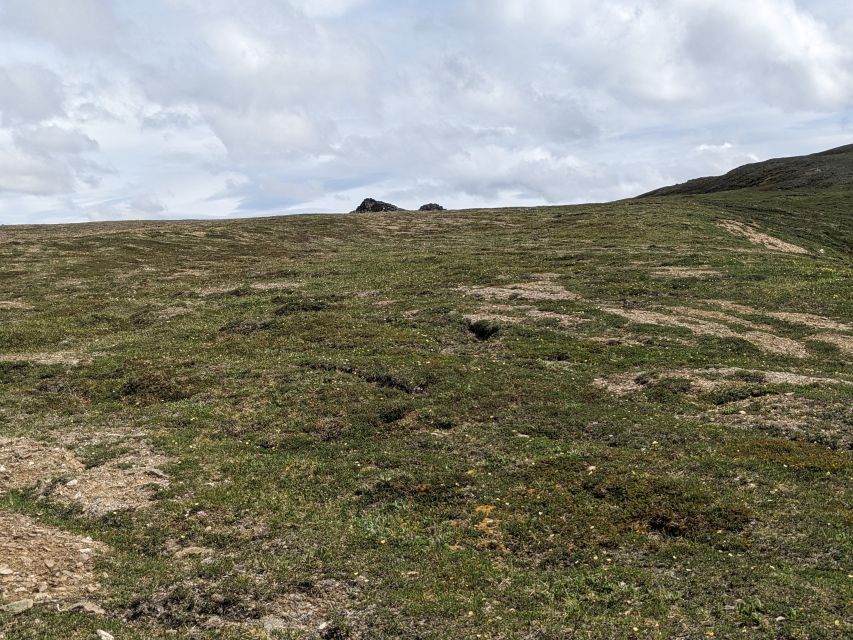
left=419, top=203, right=444, bottom=211
left=353, top=198, right=401, bottom=213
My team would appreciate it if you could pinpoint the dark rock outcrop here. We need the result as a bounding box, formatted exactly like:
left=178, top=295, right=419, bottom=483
left=353, top=198, right=401, bottom=213
left=419, top=203, right=444, bottom=211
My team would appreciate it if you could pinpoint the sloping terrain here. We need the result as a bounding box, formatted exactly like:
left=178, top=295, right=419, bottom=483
left=1, top=161, right=851, bottom=637
left=642, top=143, right=853, bottom=196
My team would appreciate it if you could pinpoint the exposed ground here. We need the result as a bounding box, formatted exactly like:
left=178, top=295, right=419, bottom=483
left=1, top=175, right=851, bottom=638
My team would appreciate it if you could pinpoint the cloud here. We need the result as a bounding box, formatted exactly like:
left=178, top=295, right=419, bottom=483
left=0, top=0, right=851, bottom=222
left=0, top=64, right=65, bottom=125
left=13, top=125, right=98, bottom=156
left=0, top=0, right=118, bottom=50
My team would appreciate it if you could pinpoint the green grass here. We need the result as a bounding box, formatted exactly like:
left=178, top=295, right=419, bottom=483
left=0, top=192, right=851, bottom=639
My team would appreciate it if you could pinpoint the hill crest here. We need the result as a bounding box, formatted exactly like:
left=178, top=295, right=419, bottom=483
left=641, top=143, right=853, bottom=197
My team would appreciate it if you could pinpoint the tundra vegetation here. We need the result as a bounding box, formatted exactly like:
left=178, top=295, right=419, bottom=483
left=1, top=149, right=851, bottom=638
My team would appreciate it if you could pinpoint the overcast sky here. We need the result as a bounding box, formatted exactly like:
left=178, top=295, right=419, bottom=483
left=1, top=0, right=852, bottom=224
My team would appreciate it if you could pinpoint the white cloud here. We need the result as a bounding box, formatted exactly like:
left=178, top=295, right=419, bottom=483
left=0, top=63, right=65, bottom=125
left=0, top=0, right=851, bottom=223
left=0, top=0, right=118, bottom=50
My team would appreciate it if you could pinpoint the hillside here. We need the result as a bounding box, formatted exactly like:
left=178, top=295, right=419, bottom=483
left=0, top=168, right=851, bottom=638
left=642, top=143, right=853, bottom=196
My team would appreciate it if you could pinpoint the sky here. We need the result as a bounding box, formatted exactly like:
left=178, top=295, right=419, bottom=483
left=1, top=0, right=852, bottom=224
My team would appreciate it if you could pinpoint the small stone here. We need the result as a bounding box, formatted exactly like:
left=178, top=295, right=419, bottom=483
left=1, top=599, right=33, bottom=614
left=0, top=567, right=13, bottom=576
left=96, top=631, right=114, bottom=640
left=66, top=478, right=79, bottom=487
left=64, top=601, right=106, bottom=615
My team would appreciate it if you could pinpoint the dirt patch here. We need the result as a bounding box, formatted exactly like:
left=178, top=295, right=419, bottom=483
left=128, top=576, right=360, bottom=637
left=525, top=309, right=586, bottom=327
left=257, top=579, right=358, bottom=638
left=808, top=333, right=853, bottom=354
left=0, top=352, right=87, bottom=366
left=671, top=306, right=772, bottom=330
left=768, top=312, right=850, bottom=332
left=0, top=301, right=34, bottom=311
left=718, top=220, right=809, bottom=254
left=594, top=367, right=851, bottom=396
left=0, top=437, right=169, bottom=515
left=250, top=281, right=301, bottom=291
left=462, top=306, right=585, bottom=329
left=706, top=301, right=763, bottom=315
left=602, top=307, right=809, bottom=357
left=0, top=511, right=106, bottom=603
left=587, top=335, right=643, bottom=347
left=651, top=267, right=722, bottom=278
left=462, top=313, right=519, bottom=325
left=703, top=396, right=853, bottom=450
left=198, top=285, right=237, bottom=297
left=461, top=273, right=580, bottom=302
left=157, top=306, right=193, bottom=320
left=0, top=438, right=83, bottom=492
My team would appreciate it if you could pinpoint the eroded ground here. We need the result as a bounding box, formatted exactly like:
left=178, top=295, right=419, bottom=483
left=1, top=195, right=851, bottom=638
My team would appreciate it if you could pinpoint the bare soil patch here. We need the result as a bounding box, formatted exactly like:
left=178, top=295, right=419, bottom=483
left=249, top=281, right=301, bottom=291
left=0, top=352, right=87, bottom=366
left=462, top=306, right=585, bottom=330
left=461, top=273, right=580, bottom=302
left=198, top=285, right=238, bottom=297
left=0, top=301, right=34, bottom=311
left=0, top=511, right=106, bottom=603
left=157, top=306, right=193, bottom=320
left=703, top=396, right=852, bottom=450
left=718, top=220, right=809, bottom=254
left=594, top=367, right=851, bottom=396
left=671, top=306, right=772, bottom=330
left=706, top=301, right=763, bottom=315
left=768, top=312, right=850, bottom=332
left=257, top=579, right=359, bottom=638
left=525, top=309, right=586, bottom=326
left=651, top=266, right=722, bottom=278
left=602, top=307, right=809, bottom=357
left=0, top=438, right=83, bottom=492
left=0, top=437, right=169, bottom=515
left=462, top=313, right=519, bottom=325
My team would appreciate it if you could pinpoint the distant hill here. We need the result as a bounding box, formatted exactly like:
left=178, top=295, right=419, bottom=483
left=641, top=143, right=853, bottom=197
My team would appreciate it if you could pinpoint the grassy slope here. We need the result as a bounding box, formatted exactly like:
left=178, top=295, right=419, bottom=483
left=642, top=144, right=853, bottom=197
left=0, top=192, right=851, bottom=639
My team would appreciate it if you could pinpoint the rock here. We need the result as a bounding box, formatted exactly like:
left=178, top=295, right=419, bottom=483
left=1, top=598, right=33, bottom=614
left=353, top=198, right=401, bottom=213
left=0, top=566, right=13, bottom=575
left=418, top=203, right=444, bottom=211
left=63, top=601, right=106, bottom=615
left=96, top=631, right=114, bottom=640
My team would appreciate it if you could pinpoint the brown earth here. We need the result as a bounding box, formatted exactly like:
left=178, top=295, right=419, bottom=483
left=602, top=307, right=809, bottom=357
left=594, top=367, right=852, bottom=396
left=0, top=511, right=106, bottom=603
left=718, top=220, right=809, bottom=255
left=0, top=437, right=169, bottom=515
